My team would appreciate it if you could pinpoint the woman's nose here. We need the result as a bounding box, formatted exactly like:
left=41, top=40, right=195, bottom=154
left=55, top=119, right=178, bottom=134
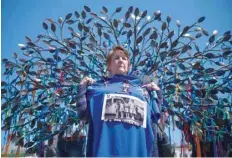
left=118, top=57, right=123, bottom=62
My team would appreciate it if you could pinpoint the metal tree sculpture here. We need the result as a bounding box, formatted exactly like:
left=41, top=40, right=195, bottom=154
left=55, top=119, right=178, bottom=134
left=1, top=6, right=232, bottom=155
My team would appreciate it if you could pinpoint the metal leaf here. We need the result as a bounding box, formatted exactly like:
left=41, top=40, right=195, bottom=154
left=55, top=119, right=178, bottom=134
left=205, top=68, right=214, bottom=73
left=86, top=18, right=93, bottom=24
left=65, top=13, right=72, bottom=20
left=210, top=94, right=218, bottom=100
left=209, top=35, right=215, bottom=44
left=133, top=49, right=139, bottom=56
left=150, top=40, right=157, bottom=48
left=95, top=22, right=103, bottom=28
left=171, top=40, right=178, bottom=48
left=215, top=70, right=225, bottom=76
left=160, top=51, right=168, bottom=61
left=134, top=8, right=139, bottom=16
left=98, top=28, right=102, bottom=36
left=68, top=26, right=74, bottom=32
left=223, top=34, right=231, bottom=41
left=205, top=53, right=216, bottom=58
left=168, top=31, right=174, bottom=38
left=208, top=79, right=217, bottom=84
left=83, top=26, right=89, bottom=32
left=2, top=58, right=8, bottom=63
left=25, top=36, right=32, bottom=43
left=194, top=44, right=200, bottom=52
left=66, top=20, right=75, bottom=24
left=84, top=6, right=91, bottom=12
left=174, top=102, right=183, bottom=108
left=75, top=11, right=80, bottom=18
left=181, top=45, right=189, bottom=53
left=1, top=81, right=7, bottom=87
left=166, top=70, right=174, bottom=76
left=139, top=60, right=146, bottom=66
left=182, top=26, right=190, bottom=34
left=127, top=30, right=132, bottom=38
left=136, top=36, right=143, bottom=44
left=192, top=62, right=201, bottom=70
left=1, top=89, right=7, bottom=94
left=90, top=13, right=98, bottom=18
left=143, top=28, right=151, bottom=37
left=124, top=23, right=131, bottom=28
left=103, top=41, right=108, bottom=48
left=125, top=11, right=130, bottom=20
left=58, top=17, right=63, bottom=24
left=5, top=61, right=15, bottom=68
left=51, top=23, right=56, bottom=32
left=115, top=7, right=122, bottom=13
left=179, top=63, right=186, bottom=70
left=198, top=16, right=205, bottom=23
left=195, top=89, right=203, bottom=98
left=113, top=19, right=118, bottom=28
left=81, top=11, right=86, bottom=19
left=121, top=31, right=127, bottom=35
left=202, top=29, right=209, bottom=36
left=27, top=42, right=36, bottom=47
left=167, top=15, right=172, bottom=23
left=96, top=54, right=104, bottom=62
left=78, top=22, right=83, bottom=31
left=13, top=52, right=18, bottom=59
left=150, top=31, right=158, bottom=40
left=159, top=42, right=168, bottom=49
left=154, top=10, right=161, bottom=18
left=161, top=22, right=167, bottom=31
left=176, top=20, right=181, bottom=27
left=223, top=50, right=232, bottom=57
left=168, top=51, right=179, bottom=56
left=195, top=33, right=202, bottom=38
left=128, top=6, right=133, bottom=13
left=102, top=6, right=108, bottom=14
left=68, top=42, right=76, bottom=49
left=53, top=54, right=61, bottom=61
left=43, top=22, right=48, bottom=30
left=224, top=31, right=231, bottom=36
left=141, top=10, right=147, bottom=18
left=103, top=33, right=110, bottom=39
left=222, top=98, right=229, bottom=103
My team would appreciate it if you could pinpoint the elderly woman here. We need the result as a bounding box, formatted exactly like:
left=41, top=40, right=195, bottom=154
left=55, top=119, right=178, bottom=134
left=77, top=45, right=162, bottom=157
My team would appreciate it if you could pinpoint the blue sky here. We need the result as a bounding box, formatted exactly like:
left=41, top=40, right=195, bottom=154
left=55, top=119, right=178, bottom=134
left=2, top=0, right=232, bottom=60
left=1, top=0, right=232, bottom=146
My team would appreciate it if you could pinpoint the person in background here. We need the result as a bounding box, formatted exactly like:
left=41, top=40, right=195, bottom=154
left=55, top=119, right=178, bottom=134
left=56, top=121, right=87, bottom=157
left=43, top=119, right=87, bottom=157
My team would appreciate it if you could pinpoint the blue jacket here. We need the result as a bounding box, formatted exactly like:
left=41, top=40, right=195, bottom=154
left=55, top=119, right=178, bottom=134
left=77, top=75, right=160, bottom=157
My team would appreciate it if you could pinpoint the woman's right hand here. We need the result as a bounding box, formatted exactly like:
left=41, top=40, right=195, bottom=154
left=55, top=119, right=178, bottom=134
left=80, top=77, right=95, bottom=88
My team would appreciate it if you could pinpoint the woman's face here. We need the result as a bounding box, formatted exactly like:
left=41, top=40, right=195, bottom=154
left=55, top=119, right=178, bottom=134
left=108, top=49, right=129, bottom=75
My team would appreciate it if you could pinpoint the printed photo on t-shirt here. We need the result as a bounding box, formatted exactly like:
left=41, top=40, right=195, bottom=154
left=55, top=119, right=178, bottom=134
left=101, top=93, right=147, bottom=128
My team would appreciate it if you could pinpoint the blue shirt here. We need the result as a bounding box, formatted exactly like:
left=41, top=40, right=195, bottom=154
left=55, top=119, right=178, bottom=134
left=85, top=75, right=160, bottom=157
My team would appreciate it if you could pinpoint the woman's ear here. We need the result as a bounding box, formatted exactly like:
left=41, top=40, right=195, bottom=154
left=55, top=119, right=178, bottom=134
left=106, top=65, right=111, bottom=72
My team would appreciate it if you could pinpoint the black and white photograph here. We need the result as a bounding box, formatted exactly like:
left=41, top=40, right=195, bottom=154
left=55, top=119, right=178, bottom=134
left=101, top=94, right=147, bottom=128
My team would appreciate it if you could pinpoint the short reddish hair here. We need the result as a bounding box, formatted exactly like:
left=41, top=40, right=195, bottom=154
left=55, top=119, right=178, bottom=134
left=106, top=45, right=130, bottom=68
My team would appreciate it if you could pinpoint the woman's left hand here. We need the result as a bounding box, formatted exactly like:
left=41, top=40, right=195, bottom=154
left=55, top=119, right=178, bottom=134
left=142, top=82, right=160, bottom=91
